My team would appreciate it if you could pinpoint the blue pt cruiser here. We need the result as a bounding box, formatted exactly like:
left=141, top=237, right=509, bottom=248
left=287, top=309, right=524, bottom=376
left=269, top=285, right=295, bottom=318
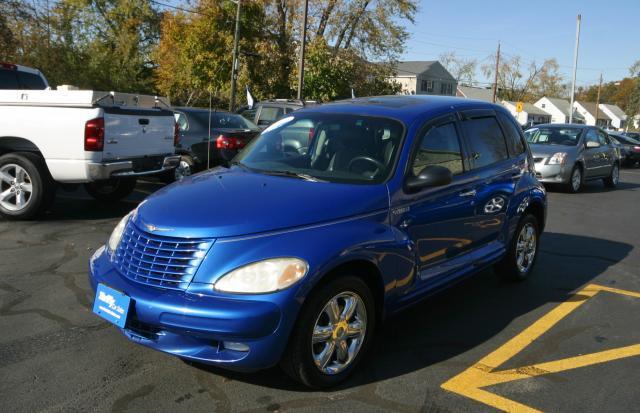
left=89, top=96, right=546, bottom=388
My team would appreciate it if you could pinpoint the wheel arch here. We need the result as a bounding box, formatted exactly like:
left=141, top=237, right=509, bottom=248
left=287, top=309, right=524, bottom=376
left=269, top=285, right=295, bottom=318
left=0, top=136, right=44, bottom=158
left=524, top=199, right=546, bottom=233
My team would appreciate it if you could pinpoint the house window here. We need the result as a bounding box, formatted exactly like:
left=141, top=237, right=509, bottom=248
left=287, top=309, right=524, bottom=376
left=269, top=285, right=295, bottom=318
left=541, top=103, right=546, bottom=108
left=439, top=83, right=453, bottom=95
left=421, top=79, right=434, bottom=93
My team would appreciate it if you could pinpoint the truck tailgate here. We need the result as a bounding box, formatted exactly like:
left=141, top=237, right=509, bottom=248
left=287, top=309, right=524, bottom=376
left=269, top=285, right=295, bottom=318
left=102, top=108, right=175, bottom=160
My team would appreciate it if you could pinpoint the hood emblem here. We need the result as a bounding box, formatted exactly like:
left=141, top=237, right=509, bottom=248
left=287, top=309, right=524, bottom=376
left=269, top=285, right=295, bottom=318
left=144, top=222, right=173, bottom=232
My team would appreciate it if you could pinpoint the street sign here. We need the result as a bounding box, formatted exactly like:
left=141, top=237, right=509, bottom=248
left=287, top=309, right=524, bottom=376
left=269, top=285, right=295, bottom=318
left=516, top=101, right=524, bottom=113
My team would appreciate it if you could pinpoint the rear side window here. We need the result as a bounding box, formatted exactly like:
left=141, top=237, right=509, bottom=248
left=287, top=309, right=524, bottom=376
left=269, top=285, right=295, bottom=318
left=498, top=112, right=526, bottom=156
left=258, top=106, right=284, bottom=126
left=412, top=122, right=464, bottom=175
left=0, top=69, right=19, bottom=89
left=461, top=116, right=509, bottom=169
left=17, top=71, right=47, bottom=89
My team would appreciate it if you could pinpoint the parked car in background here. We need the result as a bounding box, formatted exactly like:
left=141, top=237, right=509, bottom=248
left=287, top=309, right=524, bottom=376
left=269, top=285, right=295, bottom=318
left=237, top=99, right=317, bottom=129
left=171, top=107, right=261, bottom=180
left=609, top=133, right=640, bottom=167
left=623, top=131, right=640, bottom=140
left=90, top=95, right=546, bottom=389
left=524, top=124, right=620, bottom=193
left=0, top=63, right=179, bottom=219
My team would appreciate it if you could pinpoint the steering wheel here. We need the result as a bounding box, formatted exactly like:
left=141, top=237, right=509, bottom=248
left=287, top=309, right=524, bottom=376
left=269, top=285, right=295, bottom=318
left=348, top=156, right=386, bottom=175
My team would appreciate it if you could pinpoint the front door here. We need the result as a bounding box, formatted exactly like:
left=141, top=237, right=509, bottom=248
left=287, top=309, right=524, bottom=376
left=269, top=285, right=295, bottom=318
left=583, top=128, right=609, bottom=177
left=391, top=114, right=478, bottom=296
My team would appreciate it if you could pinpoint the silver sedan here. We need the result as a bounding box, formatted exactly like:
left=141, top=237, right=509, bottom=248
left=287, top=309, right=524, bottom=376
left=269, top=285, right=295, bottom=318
left=524, top=124, right=620, bottom=193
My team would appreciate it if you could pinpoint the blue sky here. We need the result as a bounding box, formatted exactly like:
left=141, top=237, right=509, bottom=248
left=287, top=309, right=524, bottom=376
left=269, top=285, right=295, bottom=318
left=403, top=0, right=639, bottom=87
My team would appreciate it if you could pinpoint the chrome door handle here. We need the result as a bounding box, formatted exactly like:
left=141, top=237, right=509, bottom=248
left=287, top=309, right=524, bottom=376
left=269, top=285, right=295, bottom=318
left=459, top=189, right=477, bottom=197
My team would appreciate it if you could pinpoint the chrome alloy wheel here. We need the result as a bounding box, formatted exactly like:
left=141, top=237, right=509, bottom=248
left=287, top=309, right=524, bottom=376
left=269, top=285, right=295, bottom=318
left=0, top=164, right=33, bottom=211
left=516, top=223, right=537, bottom=273
left=174, top=160, right=192, bottom=181
left=571, top=168, right=582, bottom=192
left=311, top=291, right=367, bottom=375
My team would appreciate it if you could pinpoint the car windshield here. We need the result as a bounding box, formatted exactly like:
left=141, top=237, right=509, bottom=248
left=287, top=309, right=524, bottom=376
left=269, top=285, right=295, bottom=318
left=233, top=113, right=404, bottom=184
left=190, top=111, right=259, bottom=130
left=524, top=127, right=582, bottom=146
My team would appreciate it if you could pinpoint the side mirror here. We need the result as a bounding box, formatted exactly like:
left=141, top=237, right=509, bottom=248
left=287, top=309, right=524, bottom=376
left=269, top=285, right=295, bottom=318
left=405, top=165, right=453, bottom=192
left=586, top=141, right=600, bottom=149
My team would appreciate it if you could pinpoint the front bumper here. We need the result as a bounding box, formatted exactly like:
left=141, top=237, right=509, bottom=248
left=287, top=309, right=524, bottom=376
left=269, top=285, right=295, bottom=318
left=533, top=161, right=572, bottom=184
left=88, top=246, right=298, bottom=371
left=88, top=155, right=181, bottom=181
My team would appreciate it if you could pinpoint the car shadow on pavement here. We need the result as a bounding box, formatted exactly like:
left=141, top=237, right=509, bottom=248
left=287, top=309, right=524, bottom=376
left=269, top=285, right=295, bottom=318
left=188, top=231, right=633, bottom=391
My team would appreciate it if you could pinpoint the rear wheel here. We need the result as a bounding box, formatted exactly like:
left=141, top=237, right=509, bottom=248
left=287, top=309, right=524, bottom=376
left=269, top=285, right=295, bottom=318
left=281, top=276, right=375, bottom=389
left=161, top=155, right=193, bottom=183
left=603, top=163, right=619, bottom=188
left=495, top=214, right=539, bottom=281
left=0, top=152, right=55, bottom=220
left=564, top=164, right=583, bottom=193
left=84, top=178, right=136, bottom=202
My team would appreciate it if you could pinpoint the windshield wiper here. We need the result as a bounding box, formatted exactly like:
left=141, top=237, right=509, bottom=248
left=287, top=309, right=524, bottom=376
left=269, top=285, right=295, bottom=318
left=230, top=160, right=251, bottom=171
left=261, top=170, right=327, bottom=182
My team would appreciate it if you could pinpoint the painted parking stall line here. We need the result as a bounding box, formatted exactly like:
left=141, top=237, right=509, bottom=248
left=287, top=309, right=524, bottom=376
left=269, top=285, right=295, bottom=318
left=441, top=284, right=640, bottom=412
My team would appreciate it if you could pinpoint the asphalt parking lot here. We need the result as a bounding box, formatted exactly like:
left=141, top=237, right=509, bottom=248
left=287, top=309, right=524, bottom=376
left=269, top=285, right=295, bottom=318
left=1, top=171, right=639, bottom=413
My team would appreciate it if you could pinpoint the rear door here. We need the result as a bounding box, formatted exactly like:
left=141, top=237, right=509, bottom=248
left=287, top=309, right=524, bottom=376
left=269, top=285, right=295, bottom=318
left=458, top=109, right=518, bottom=263
left=598, top=129, right=617, bottom=170
left=102, top=108, right=175, bottom=160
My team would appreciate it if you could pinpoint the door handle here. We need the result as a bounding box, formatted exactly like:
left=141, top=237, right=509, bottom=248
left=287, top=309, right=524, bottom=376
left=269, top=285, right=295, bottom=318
left=399, top=218, right=412, bottom=229
left=459, top=189, right=477, bottom=197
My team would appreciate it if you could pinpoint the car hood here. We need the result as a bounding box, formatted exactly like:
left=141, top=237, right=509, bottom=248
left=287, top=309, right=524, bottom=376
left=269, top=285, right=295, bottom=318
left=133, top=167, right=389, bottom=239
left=529, top=144, right=579, bottom=157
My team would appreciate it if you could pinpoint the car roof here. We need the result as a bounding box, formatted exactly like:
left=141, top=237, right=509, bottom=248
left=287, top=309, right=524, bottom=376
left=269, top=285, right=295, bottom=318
left=293, top=95, right=506, bottom=124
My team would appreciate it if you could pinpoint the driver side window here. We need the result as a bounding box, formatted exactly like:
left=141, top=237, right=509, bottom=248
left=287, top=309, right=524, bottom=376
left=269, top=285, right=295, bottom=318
left=585, top=129, right=599, bottom=145
left=412, top=122, right=464, bottom=176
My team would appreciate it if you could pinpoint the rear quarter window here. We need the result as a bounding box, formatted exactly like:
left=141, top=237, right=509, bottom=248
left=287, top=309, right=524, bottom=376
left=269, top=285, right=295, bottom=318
left=497, top=112, right=526, bottom=156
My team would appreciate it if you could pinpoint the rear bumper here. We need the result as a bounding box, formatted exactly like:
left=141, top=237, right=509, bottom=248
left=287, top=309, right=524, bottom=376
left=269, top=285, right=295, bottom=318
left=87, top=155, right=180, bottom=180
left=88, top=246, right=297, bottom=371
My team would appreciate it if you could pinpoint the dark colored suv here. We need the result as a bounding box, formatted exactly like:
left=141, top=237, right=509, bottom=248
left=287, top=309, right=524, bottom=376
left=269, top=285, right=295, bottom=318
left=237, top=99, right=317, bottom=129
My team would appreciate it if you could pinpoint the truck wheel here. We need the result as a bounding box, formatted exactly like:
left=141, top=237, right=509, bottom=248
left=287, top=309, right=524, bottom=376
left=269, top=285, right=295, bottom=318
left=495, top=214, right=540, bottom=281
left=280, top=276, right=375, bottom=389
left=84, top=178, right=137, bottom=202
left=0, top=152, right=56, bottom=220
left=161, top=155, right=193, bottom=183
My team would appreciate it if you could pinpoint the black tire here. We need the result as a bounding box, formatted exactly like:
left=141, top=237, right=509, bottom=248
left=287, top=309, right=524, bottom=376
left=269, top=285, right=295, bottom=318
left=84, top=178, right=137, bottom=202
left=0, top=152, right=56, bottom=220
left=280, top=276, right=376, bottom=389
left=564, top=164, right=583, bottom=193
left=603, top=163, right=619, bottom=188
left=495, top=214, right=540, bottom=281
left=161, top=155, right=194, bottom=184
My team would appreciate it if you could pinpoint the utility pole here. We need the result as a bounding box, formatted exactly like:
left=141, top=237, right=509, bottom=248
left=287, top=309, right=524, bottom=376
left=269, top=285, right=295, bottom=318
left=297, top=0, right=309, bottom=100
left=569, top=14, right=581, bottom=124
left=595, top=73, right=602, bottom=126
left=492, top=41, right=501, bottom=103
left=229, top=0, right=242, bottom=111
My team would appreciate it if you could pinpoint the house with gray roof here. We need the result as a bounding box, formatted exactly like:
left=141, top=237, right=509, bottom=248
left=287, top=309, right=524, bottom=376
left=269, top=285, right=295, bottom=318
left=574, top=101, right=612, bottom=128
left=502, top=101, right=551, bottom=127
left=456, top=86, right=495, bottom=102
left=533, top=97, right=585, bottom=124
left=598, top=104, right=627, bottom=130
left=388, top=61, right=457, bottom=96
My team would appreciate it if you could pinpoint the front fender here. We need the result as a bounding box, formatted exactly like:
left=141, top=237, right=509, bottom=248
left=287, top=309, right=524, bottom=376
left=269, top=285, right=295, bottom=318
left=191, top=210, right=414, bottom=308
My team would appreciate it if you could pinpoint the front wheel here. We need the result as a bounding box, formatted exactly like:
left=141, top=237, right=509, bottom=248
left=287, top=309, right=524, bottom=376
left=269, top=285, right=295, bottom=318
left=281, top=276, right=375, bottom=389
left=564, top=165, right=583, bottom=193
left=603, top=163, right=619, bottom=188
left=84, top=178, right=136, bottom=202
left=495, top=214, right=540, bottom=281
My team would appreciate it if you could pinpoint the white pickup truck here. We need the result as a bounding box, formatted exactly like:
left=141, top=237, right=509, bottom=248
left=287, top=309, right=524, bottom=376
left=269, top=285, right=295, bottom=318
left=0, top=63, right=179, bottom=219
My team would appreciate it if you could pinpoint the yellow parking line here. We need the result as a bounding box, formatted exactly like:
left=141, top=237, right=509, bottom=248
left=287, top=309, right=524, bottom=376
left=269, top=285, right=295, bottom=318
left=441, top=284, right=640, bottom=412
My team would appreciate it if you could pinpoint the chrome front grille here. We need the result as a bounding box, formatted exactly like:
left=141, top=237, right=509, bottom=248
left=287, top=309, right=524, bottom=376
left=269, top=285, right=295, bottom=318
left=114, top=222, right=213, bottom=290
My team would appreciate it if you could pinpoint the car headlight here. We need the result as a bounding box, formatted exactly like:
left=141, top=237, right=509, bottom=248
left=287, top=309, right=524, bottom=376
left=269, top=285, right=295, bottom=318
left=214, top=258, right=309, bottom=294
left=547, top=152, right=567, bottom=165
left=108, top=211, right=132, bottom=254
